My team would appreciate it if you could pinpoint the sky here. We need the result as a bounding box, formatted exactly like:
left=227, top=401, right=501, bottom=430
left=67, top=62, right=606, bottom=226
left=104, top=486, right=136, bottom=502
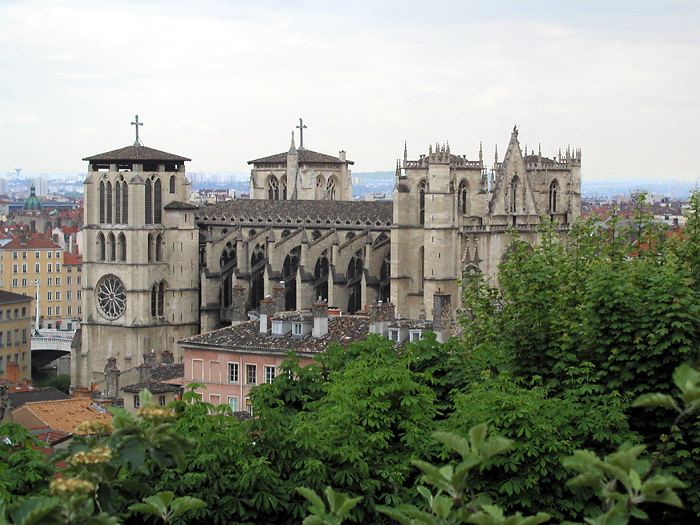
left=1, top=0, right=699, bottom=182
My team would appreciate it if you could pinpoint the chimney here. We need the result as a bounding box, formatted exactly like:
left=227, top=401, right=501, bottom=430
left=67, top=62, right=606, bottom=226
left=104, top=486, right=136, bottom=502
left=272, top=282, right=286, bottom=312
left=432, top=291, right=452, bottom=344
left=5, top=363, right=19, bottom=385
left=104, top=357, right=120, bottom=398
left=160, top=350, right=174, bottom=365
left=137, top=364, right=152, bottom=383
left=231, top=285, right=247, bottom=325
left=259, top=296, right=276, bottom=333
left=312, top=300, right=329, bottom=337
left=339, top=151, right=347, bottom=163
left=368, top=301, right=395, bottom=336
left=143, top=351, right=157, bottom=368
left=71, top=386, right=92, bottom=399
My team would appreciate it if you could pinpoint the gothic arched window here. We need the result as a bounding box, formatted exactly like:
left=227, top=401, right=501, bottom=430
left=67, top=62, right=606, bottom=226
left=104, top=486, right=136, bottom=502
left=106, top=181, right=113, bottom=223
left=158, top=280, right=166, bottom=317
left=106, top=232, right=116, bottom=261
left=155, top=233, right=164, bottom=261
left=98, top=180, right=106, bottom=224
left=419, top=180, right=427, bottom=225
left=267, top=176, right=279, bottom=200
left=315, top=175, right=325, bottom=200
left=153, top=178, right=162, bottom=224
left=326, top=177, right=337, bottom=201
left=145, top=179, right=152, bottom=224
left=151, top=281, right=166, bottom=317
left=122, top=180, right=128, bottom=224
left=117, top=233, right=126, bottom=262
left=280, top=175, right=287, bottom=200
left=510, top=176, right=519, bottom=213
left=314, top=253, right=330, bottom=302
left=115, top=181, right=121, bottom=224
left=549, top=180, right=559, bottom=213
left=347, top=251, right=363, bottom=314
left=147, top=233, right=154, bottom=263
left=169, top=175, right=176, bottom=194
left=97, top=232, right=105, bottom=261
left=458, top=180, right=468, bottom=215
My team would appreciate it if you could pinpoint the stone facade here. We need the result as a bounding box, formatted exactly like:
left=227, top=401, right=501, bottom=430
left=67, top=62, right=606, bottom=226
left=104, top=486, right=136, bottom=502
left=248, top=135, right=353, bottom=201
left=391, top=127, right=581, bottom=319
left=74, top=145, right=201, bottom=387
left=74, top=128, right=580, bottom=389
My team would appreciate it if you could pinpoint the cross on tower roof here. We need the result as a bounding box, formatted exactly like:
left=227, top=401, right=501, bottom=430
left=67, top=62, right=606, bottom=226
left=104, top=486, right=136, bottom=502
left=296, top=118, right=307, bottom=150
left=131, top=115, right=143, bottom=146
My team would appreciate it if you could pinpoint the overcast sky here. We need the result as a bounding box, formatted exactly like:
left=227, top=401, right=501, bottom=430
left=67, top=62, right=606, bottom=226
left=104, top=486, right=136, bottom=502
left=1, top=0, right=699, bottom=182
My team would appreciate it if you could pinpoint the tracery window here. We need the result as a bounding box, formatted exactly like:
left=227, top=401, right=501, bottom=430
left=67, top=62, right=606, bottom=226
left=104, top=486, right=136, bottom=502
left=315, top=175, right=325, bottom=200
left=280, top=175, right=287, bottom=200
left=107, top=232, right=116, bottom=261
left=267, top=176, right=279, bottom=200
left=117, top=233, right=126, bottom=262
left=510, top=176, right=519, bottom=213
left=97, top=232, right=105, bottom=261
left=419, top=180, right=427, bottom=225
left=169, top=175, right=176, bottom=194
left=145, top=179, right=152, bottom=224
left=153, top=178, right=162, bottom=224
left=106, top=181, right=113, bottom=223
left=99, top=181, right=105, bottom=223
left=326, top=177, right=337, bottom=200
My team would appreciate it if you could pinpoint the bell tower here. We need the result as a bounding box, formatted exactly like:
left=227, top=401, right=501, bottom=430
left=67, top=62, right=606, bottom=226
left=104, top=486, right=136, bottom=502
left=74, top=119, right=200, bottom=388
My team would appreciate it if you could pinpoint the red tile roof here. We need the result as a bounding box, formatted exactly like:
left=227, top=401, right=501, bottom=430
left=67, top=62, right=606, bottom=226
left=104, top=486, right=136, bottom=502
left=63, top=253, right=82, bottom=265
left=1, top=237, right=62, bottom=250
left=14, top=398, right=112, bottom=435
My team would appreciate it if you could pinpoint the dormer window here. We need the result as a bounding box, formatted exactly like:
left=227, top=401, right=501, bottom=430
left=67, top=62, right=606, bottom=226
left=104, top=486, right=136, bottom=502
left=292, top=323, right=303, bottom=336
left=388, top=329, right=400, bottom=342
left=409, top=330, right=423, bottom=342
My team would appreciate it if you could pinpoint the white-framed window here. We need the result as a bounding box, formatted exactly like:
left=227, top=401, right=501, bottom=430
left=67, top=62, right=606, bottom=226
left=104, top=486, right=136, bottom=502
left=12, top=252, right=17, bottom=259
left=134, top=395, right=140, bottom=408
left=264, top=365, right=276, bottom=384
left=11, top=278, right=17, bottom=287
left=47, top=277, right=52, bottom=286
left=409, top=330, right=423, bottom=342
left=228, top=396, right=239, bottom=412
left=34, top=263, right=39, bottom=272
left=55, top=306, right=61, bottom=316
left=293, top=323, right=302, bottom=335
left=158, top=395, right=166, bottom=407
left=12, top=264, right=17, bottom=274
left=55, top=291, right=61, bottom=301
left=47, top=263, right=52, bottom=273
left=228, top=362, right=239, bottom=383
left=56, top=263, right=60, bottom=272
left=34, top=252, right=39, bottom=259
left=246, top=364, right=257, bottom=385
left=47, top=251, right=52, bottom=259
left=47, top=306, right=52, bottom=316
left=47, top=291, right=52, bottom=301
left=77, top=306, right=82, bottom=315
left=67, top=306, right=72, bottom=315
left=21, top=252, right=26, bottom=259
left=21, top=278, right=27, bottom=287
left=67, top=291, right=72, bottom=300
left=77, top=290, right=82, bottom=299
left=67, top=277, right=72, bottom=285
left=245, top=397, right=253, bottom=415
left=21, top=264, right=26, bottom=273
left=77, top=276, right=82, bottom=284
left=56, top=277, right=61, bottom=286
left=55, top=251, right=60, bottom=259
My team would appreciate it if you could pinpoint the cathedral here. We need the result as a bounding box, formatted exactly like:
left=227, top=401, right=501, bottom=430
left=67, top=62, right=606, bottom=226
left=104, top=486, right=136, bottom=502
left=73, top=124, right=580, bottom=387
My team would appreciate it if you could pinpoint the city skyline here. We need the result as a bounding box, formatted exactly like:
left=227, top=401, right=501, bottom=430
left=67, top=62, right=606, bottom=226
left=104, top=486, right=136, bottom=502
left=2, top=1, right=699, bottom=181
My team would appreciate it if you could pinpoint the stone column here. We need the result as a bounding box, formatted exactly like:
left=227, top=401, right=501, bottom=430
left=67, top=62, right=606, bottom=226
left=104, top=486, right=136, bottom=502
left=312, top=301, right=329, bottom=338
left=231, top=285, right=247, bottom=325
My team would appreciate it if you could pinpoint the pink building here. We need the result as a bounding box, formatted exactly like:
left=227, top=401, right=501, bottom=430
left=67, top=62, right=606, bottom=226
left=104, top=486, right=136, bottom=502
left=179, top=301, right=370, bottom=413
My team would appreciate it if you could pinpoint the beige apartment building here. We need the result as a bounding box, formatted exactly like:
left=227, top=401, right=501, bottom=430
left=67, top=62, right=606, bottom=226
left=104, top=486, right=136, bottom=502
left=0, top=290, right=33, bottom=382
left=0, top=237, right=66, bottom=322
left=63, top=252, right=83, bottom=321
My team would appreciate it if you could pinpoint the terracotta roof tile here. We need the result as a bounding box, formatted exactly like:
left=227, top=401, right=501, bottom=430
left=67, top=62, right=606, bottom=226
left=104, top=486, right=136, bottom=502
left=1, top=237, right=62, bottom=250
left=14, top=398, right=112, bottom=435
left=63, top=253, right=83, bottom=265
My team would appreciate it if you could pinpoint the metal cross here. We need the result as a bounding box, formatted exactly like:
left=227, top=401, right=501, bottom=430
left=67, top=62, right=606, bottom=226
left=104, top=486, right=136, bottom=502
left=131, top=115, right=143, bottom=146
left=296, top=118, right=307, bottom=150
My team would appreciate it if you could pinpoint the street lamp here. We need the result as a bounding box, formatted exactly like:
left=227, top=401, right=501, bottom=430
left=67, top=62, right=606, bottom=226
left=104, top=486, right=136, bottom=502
left=30, top=279, right=40, bottom=332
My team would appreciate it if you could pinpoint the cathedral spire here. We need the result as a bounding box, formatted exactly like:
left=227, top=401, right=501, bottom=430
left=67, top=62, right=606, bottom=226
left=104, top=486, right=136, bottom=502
left=494, top=144, right=498, bottom=164
left=403, top=141, right=408, bottom=166
left=479, top=141, right=483, bottom=164
left=288, top=131, right=297, bottom=154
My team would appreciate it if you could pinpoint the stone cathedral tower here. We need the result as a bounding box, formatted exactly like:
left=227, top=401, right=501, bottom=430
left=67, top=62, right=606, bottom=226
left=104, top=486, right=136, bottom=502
left=73, top=137, right=200, bottom=388
left=391, top=127, right=581, bottom=320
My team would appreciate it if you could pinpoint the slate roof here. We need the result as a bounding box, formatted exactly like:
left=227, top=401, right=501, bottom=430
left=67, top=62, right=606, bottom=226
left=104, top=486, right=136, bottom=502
left=0, top=290, right=33, bottom=305
left=196, top=199, right=393, bottom=227
left=164, top=201, right=199, bottom=210
left=83, top=145, right=190, bottom=162
left=180, top=315, right=369, bottom=355
left=150, top=363, right=184, bottom=382
left=14, top=398, right=112, bottom=435
left=121, top=382, right=182, bottom=394
left=248, top=149, right=353, bottom=165
left=9, top=387, right=69, bottom=409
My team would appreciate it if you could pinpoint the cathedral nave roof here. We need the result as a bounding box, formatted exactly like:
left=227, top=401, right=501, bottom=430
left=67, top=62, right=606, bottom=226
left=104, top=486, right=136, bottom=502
left=196, top=199, right=392, bottom=227
left=248, top=149, right=353, bottom=165
left=83, top=145, right=190, bottom=162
